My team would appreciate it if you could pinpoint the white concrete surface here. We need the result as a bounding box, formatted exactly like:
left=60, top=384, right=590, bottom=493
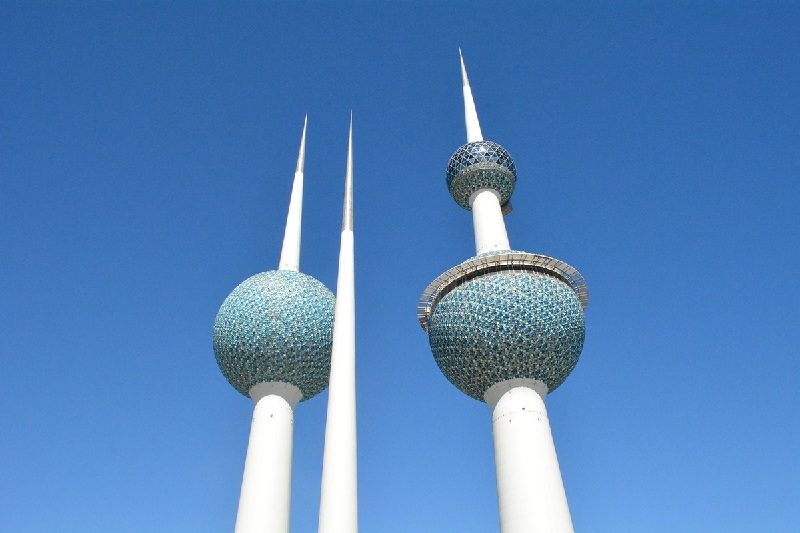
left=234, top=381, right=302, bottom=533
left=485, top=379, right=574, bottom=533
left=470, top=188, right=511, bottom=254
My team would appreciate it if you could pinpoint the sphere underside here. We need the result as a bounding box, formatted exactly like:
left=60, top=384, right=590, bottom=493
left=446, top=140, right=516, bottom=210
left=427, top=270, right=585, bottom=400
left=213, top=270, right=334, bottom=400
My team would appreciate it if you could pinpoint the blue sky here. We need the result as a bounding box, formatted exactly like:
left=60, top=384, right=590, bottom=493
left=2, top=2, right=799, bottom=532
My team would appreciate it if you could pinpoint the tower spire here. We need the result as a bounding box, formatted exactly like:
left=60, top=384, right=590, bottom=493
left=295, top=114, right=307, bottom=174
left=342, top=112, right=353, bottom=231
left=278, top=115, right=307, bottom=271
left=459, top=48, right=484, bottom=143
left=318, top=114, right=358, bottom=533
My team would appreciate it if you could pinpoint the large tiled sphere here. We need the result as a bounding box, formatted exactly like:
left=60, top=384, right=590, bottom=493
left=427, top=269, right=585, bottom=401
left=446, top=140, right=516, bottom=210
left=213, top=270, right=335, bottom=400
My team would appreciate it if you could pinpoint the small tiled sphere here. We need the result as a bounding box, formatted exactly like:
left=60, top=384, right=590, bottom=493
left=446, top=140, right=516, bottom=210
left=428, top=269, right=585, bottom=401
left=213, top=270, right=335, bottom=400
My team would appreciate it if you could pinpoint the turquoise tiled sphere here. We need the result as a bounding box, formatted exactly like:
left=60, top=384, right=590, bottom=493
left=212, top=270, right=335, bottom=400
left=446, top=140, right=516, bottom=210
left=428, top=269, right=585, bottom=401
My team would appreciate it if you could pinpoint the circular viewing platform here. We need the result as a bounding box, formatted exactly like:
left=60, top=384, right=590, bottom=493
left=417, top=251, right=589, bottom=331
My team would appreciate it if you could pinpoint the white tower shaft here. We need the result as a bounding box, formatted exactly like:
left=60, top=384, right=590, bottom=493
left=471, top=188, right=511, bottom=254
left=318, top=117, right=358, bottom=533
left=485, top=380, right=574, bottom=533
left=278, top=116, right=307, bottom=271
left=236, top=382, right=303, bottom=533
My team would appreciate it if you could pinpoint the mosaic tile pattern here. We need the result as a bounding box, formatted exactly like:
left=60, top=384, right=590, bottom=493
left=212, top=270, right=335, bottom=400
left=427, top=268, right=585, bottom=401
left=446, top=140, right=516, bottom=210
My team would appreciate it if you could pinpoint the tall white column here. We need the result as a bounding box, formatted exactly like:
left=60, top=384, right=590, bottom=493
left=236, top=381, right=303, bottom=533
left=470, top=188, right=510, bottom=254
left=485, top=379, right=574, bottom=533
left=318, top=117, right=358, bottom=533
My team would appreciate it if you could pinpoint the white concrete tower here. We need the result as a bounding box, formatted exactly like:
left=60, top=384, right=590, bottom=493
left=213, top=117, right=336, bottom=533
left=318, top=115, right=358, bottom=533
left=418, top=52, right=589, bottom=533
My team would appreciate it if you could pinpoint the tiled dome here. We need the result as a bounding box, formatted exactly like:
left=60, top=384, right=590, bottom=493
left=446, top=140, right=516, bottom=210
left=213, top=270, right=335, bottom=400
left=428, top=269, right=585, bottom=401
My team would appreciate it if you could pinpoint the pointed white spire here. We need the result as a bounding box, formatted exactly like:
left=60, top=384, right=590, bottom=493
left=318, top=114, right=358, bottom=533
left=459, top=48, right=484, bottom=143
left=295, top=114, right=307, bottom=173
left=278, top=115, right=307, bottom=271
left=342, top=112, right=354, bottom=231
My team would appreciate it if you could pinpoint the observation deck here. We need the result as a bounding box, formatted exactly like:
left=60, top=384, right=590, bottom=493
left=417, top=251, right=589, bottom=332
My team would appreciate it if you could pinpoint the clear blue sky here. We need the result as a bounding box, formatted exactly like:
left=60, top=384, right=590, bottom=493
left=2, top=2, right=798, bottom=532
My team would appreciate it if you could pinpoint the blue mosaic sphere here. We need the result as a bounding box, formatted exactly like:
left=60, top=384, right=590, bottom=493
left=212, top=270, right=335, bottom=400
left=446, top=140, right=516, bottom=210
left=427, top=269, right=585, bottom=401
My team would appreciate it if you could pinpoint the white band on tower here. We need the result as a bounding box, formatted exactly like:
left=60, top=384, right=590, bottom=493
left=318, top=114, right=358, bottom=533
left=278, top=115, right=307, bottom=271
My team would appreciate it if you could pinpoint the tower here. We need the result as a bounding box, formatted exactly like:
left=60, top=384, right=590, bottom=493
left=417, top=52, right=589, bottom=533
left=212, top=117, right=335, bottom=533
left=318, top=116, right=358, bottom=533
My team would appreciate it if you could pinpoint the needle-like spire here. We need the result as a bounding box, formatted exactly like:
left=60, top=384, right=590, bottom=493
left=459, top=48, right=484, bottom=143
left=342, top=112, right=354, bottom=231
left=278, top=115, right=307, bottom=271
left=318, top=114, right=358, bottom=533
left=296, top=113, right=307, bottom=173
